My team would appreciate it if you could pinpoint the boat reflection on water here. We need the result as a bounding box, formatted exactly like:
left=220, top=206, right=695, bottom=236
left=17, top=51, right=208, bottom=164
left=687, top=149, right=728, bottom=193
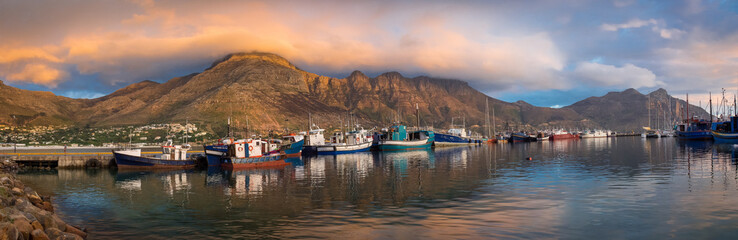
left=377, top=149, right=435, bottom=176
left=714, top=143, right=738, bottom=161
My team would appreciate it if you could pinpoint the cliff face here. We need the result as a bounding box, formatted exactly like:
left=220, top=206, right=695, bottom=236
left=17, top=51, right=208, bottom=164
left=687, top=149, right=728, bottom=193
left=0, top=52, right=703, bottom=134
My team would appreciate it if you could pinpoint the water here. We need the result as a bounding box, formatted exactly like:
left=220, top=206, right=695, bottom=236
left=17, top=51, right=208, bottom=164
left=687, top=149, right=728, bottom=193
left=16, top=137, right=738, bottom=239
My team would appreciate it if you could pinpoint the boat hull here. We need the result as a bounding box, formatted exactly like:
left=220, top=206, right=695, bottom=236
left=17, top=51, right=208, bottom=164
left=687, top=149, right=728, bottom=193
left=376, top=140, right=433, bottom=151
left=550, top=134, right=578, bottom=140
left=220, top=155, right=289, bottom=169
left=113, top=151, right=195, bottom=169
left=676, top=131, right=712, bottom=140
left=712, top=131, right=738, bottom=144
left=204, top=145, right=229, bottom=166
left=434, top=133, right=475, bottom=146
left=315, top=142, right=372, bottom=155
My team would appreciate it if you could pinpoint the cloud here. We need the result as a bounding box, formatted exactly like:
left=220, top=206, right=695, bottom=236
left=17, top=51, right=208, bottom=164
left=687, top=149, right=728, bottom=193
left=5, top=64, right=66, bottom=87
left=654, top=30, right=738, bottom=92
left=601, top=18, right=685, bottom=39
left=601, top=18, right=658, bottom=31
left=0, top=0, right=568, bottom=93
left=574, top=62, right=663, bottom=88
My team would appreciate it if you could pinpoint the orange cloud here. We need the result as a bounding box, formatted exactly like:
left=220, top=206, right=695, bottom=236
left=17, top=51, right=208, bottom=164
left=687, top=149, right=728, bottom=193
left=6, top=64, right=66, bottom=87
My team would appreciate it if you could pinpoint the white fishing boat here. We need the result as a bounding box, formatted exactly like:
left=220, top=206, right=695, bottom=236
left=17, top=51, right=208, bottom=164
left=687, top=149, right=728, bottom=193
left=313, top=128, right=373, bottom=155
left=580, top=129, right=608, bottom=138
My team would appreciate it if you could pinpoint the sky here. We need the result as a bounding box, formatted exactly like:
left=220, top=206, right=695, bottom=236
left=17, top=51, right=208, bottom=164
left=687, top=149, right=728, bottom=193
left=0, top=0, right=736, bottom=107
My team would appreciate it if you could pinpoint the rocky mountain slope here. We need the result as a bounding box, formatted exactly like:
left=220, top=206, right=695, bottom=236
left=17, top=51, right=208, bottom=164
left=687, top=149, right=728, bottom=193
left=0, top=52, right=708, bottom=134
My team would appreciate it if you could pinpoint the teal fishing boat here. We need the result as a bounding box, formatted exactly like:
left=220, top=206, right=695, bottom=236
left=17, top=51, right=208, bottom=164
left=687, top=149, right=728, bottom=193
left=373, top=125, right=434, bottom=151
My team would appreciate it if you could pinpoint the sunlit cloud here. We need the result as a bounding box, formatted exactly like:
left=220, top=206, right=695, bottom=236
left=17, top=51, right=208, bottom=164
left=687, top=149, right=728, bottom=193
left=574, top=62, right=662, bottom=89
left=0, top=0, right=735, bottom=107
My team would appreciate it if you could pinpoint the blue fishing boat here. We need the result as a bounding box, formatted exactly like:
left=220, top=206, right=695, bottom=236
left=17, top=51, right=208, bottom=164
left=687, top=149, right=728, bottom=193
left=711, top=116, right=738, bottom=144
left=112, top=140, right=195, bottom=169
left=510, top=132, right=530, bottom=142
left=373, top=125, right=434, bottom=151
left=675, top=118, right=712, bottom=140
left=435, top=128, right=477, bottom=146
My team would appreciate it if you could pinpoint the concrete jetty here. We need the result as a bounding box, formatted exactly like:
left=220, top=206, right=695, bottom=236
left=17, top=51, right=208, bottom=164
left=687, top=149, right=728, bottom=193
left=0, top=148, right=204, bottom=168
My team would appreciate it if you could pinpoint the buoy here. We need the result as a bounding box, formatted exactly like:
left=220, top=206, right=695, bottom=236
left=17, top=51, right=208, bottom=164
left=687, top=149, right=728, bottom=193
left=526, top=157, right=532, bottom=160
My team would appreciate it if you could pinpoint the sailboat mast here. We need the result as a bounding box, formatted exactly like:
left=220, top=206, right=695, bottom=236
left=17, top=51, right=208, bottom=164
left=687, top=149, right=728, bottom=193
left=709, top=92, right=713, bottom=123
left=484, top=98, right=492, bottom=137
left=492, top=103, right=496, bottom=136
left=686, top=93, right=689, bottom=121
left=648, top=95, right=651, bottom=128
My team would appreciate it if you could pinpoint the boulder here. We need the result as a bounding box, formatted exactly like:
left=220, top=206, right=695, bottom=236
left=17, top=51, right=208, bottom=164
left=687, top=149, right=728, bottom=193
left=13, top=218, right=33, bottom=240
left=10, top=187, right=23, bottom=196
left=52, top=215, right=67, bottom=231
left=31, top=229, right=50, bottom=240
left=32, top=211, right=58, bottom=230
left=27, top=194, right=43, bottom=205
left=41, top=201, right=54, bottom=212
left=1, top=223, right=19, bottom=240
left=60, top=232, right=84, bottom=240
left=45, top=227, right=64, bottom=239
left=31, top=220, right=43, bottom=230
left=64, top=225, right=87, bottom=239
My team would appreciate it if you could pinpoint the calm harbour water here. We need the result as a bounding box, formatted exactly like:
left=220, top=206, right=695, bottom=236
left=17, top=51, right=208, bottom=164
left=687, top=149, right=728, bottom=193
left=16, top=137, right=738, bottom=239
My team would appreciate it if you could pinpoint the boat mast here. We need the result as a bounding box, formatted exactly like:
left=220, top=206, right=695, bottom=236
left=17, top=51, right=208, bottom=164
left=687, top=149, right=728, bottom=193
left=648, top=94, right=651, bottom=128
left=492, top=102, right=496, bottom=136
left=185, top=118, right=189, bottom=144
left=709, top=92, right=713, bottom=123
left=686, top=93, right=689, bottom=121
left=416, top=103, right=421, bottom=130
left=486, top=98, right=490, bottom=138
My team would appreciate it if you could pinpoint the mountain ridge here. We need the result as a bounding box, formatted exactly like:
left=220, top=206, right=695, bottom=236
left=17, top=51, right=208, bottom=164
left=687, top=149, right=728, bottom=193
left=0, top=52, right=709, bottom=134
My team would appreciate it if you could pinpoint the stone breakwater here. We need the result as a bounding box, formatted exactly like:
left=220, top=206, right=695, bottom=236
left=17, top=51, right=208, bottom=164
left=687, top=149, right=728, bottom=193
left=0, top=160, right=87, bottom=239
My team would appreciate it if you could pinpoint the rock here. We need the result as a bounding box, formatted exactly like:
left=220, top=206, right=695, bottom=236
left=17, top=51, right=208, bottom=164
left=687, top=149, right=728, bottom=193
left=45, top=227, right=64, bottom=239
left=28, top=194, right=43, bottom=205
left=13, top=218, right=33, bottom=240
left=64, top=225, right=87, bottom=239
left=32, top=211, right=58, bottom=230
left=0, top=177, right=10, bottom=185
left=31, top=229, right=50, bottom=240
left=60, top=232, right=84, bottom=240
left=41, top=201, right=54, bottom=212
left=11, top=187, right=23, bottom=196
left=31, top=220, right=43, bottom=230
left=52, top=215, right=67, bottom=231
left=1, top=223, right=19, bottom=240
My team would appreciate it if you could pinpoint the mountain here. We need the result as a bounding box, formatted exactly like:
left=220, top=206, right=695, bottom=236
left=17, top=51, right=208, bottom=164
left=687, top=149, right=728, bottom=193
left=566, top=88, right=709, bottom=131
left=0, top=52, right=709, bottom=135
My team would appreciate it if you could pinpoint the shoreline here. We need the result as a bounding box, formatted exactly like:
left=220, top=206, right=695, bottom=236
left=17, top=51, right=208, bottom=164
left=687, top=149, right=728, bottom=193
left=0, top=160, right=88, bottom=239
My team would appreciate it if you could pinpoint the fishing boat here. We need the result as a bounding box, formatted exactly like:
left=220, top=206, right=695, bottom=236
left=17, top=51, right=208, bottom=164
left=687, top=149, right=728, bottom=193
left=536, top=132, right=550, bottom=141
left=435, top=128, right=476, bottom=146
left=510, top=132, right=529, bottom=142
left=550, top=129, right=578, bottom=140
left=310, top=128, right=373, bottom=155
left=676, top=119, right=712, bottom=140
left=580, top=130, right=607, bottom=138
left=711, top=116, right=738, bottom=144
left=113, top=140, right=196, bottom=169
left=203, top=119, right=304, bottom=167
left=373, top=125, right=434, bottom=151
left=203, top=137, right=303, bottom=169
